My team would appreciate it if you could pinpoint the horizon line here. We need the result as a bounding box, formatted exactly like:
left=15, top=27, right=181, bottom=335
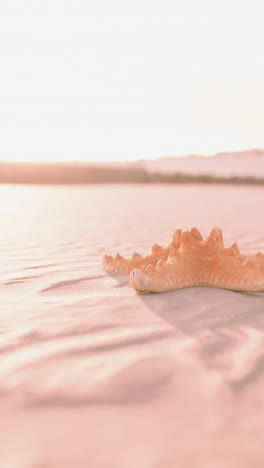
left=1, top=147, right=264, bottom=165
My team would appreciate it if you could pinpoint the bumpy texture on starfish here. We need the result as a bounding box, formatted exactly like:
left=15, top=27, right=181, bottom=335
left=103, top=227, right=264, bottom=293
left=103, top=228, right=183, bottom=274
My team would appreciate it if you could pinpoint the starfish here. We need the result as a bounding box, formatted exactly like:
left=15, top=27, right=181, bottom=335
left=103, top=227, right=264, bottom=293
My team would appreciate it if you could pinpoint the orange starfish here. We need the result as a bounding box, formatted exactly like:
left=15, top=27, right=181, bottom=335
left=103, top=228, right=264, bottom=293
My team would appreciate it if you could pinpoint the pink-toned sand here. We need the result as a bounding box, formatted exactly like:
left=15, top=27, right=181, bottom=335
left=1, top=183, right=264, bottom=468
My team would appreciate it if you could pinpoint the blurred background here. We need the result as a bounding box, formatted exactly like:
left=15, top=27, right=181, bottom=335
left=0, top=0, right=263, bottom=180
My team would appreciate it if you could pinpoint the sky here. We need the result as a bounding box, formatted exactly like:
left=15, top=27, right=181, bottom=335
left=0, top=0, right=263, bottom=163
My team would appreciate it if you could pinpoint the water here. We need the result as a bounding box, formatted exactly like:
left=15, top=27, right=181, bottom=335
left=1, top=182, right=264, bottom=244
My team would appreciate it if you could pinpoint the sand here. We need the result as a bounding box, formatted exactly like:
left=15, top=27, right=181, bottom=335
left=1, top=183, right=264, bottom=468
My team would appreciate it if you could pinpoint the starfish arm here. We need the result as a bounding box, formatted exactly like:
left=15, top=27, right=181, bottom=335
left=207, top=256, right=264, bottom=292
left=129, top=260, right=197, bottom=293
left=103, top=253, right=133, bottom=274
left=102, top=228, right=183, bottom=274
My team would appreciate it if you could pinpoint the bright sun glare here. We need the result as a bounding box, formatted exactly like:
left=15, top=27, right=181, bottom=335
left=0, top=0, right=264, bottom=163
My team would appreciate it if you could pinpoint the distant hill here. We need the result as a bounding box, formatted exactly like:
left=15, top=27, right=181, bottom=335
left=141, top=149, right=264, bottom=177
left=0, top=161, right=149, bottom=184
left=1, top=149, right=264, bottom=184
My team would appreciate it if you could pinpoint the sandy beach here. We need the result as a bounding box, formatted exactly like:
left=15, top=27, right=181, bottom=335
left=1, top=183, right=264, bottom=468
